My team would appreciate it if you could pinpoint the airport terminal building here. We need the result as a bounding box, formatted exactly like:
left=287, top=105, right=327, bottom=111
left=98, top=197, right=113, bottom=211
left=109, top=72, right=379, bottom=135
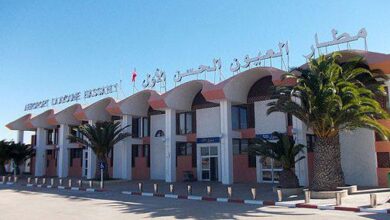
left=6, top=50, right=390, bottom=187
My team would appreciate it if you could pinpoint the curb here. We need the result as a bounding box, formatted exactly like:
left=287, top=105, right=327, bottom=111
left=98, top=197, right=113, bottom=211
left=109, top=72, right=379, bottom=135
left=22, top=184, right=106, bottom=192
left=121, top=191, right=390, bottom=215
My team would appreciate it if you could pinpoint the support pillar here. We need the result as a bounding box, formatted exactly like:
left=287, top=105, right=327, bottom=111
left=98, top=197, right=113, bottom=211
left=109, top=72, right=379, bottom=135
left=122, top=115, right=132, bottom=180
left=220, top=100, right=233, bottom=184
left=86, top=120, right=97, bottom=179
left=57, top=124, right=69, bottom=178
left=165, top=108, right=176, bottom=182
left=34, top=128, right=46, bottom=177
left=292, top=97, right=309, bottom=186
left=114, top=115, right=132, bottom=179
left=16, top=130, right=24, bottom=144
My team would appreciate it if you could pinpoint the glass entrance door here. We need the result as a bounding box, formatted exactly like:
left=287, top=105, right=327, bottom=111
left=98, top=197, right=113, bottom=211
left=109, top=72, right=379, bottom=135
left=261, top=157, right=282, bottom=183
left=200, top=146, right=218, bottom=181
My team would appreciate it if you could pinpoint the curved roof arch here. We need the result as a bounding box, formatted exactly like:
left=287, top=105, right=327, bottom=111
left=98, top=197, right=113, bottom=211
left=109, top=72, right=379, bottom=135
left=49, top=104, right=82, bottom=125
left=203, top=67, right=286, bottom=104
left=6, top=114, right=34, bottom=131
left=300, top=50, right=390, bottom=74
left=115, top=89, right=158, bottom=117
left=30, top=109, right=56, bottom=129
left=149, top=80, right=214, bottom=111
left=73, top=97, right=114, bottom=122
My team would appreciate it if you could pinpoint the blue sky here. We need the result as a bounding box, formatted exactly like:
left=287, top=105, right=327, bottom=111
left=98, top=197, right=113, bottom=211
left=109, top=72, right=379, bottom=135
left=1, top=0, right=390, bottom=142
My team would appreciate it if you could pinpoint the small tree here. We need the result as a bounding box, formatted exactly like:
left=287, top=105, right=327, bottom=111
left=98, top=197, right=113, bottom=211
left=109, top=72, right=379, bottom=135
left=251, top=132, right=306, bottom=188
left=0, top=140, right=11, bottom=175
left=9, top=141, right=35, bottom=175
left=68, top=121, right=130, bottom=179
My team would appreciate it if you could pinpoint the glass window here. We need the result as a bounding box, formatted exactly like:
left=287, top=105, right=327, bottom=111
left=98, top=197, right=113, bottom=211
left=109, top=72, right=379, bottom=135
left=241, top=139, right=248, bottom=154
left=233, top=139, right=240, bottom=155
left=142, top=117, right=149, bottom=137
left=232, top=106, right=248, bottom=130
left=210, top=146, right=218, bottom=156
left=262, top=157, right=272, bottom=169
left=232, top=107, right=239, bottom=130
left=177, top=143, right=186, bottom=156
left=186, top=143, right=192, bottom=155
left=201, top=147, right=209, bottom=156
left=239, top=107, right=248, bottom=129
left=262, top=171, right=272, bottom=181
left=186, top=113, right=192, bottom=134
left=179, top=114, right=185, bottom=134
left=47, top=129, right=54, bottom=145
left=132, top=118, right=140, bottom=138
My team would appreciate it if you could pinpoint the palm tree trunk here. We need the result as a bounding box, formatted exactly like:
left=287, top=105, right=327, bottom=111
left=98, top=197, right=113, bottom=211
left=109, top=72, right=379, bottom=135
left=95, top=156, right=109, bottom=180
left=312, top=134, right=345, bottom=191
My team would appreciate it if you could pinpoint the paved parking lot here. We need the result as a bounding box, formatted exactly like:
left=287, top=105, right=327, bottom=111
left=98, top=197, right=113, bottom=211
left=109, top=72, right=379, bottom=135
left=0, top=185, right=389, bottom=220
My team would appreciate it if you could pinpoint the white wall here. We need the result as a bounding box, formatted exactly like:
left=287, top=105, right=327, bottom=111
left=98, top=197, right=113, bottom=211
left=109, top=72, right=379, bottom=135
left=340, top=128, right=377, bottom=186
left=196, top=107, right=221, bottom=138
left=150, top=114, right=166, bottom=180
left=254, top=100, right=287, bottom=134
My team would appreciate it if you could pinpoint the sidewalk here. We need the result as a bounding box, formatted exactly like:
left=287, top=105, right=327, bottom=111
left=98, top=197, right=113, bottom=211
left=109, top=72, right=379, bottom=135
left=3, top=175, right=390, bottom=213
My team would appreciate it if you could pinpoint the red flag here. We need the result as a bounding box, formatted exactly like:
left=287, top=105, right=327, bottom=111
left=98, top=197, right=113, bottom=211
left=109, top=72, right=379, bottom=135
left=132, top=69, right=137, bottom=82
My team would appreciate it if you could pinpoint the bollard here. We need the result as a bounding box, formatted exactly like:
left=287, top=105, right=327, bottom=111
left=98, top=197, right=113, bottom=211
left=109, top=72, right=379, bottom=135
left=206, top=185, right=212, bottom=196
left=100, top=179, right=104, bottom=189
left=13, top=176, right=18, bottom=183
left=304, top=190, right=311, bottom=204
left=138, top=182, right=143, bottom=192
left=370, top=193, right=377, bottom=208
left=251, top=187, right=256, bottom=200
left=169, top=184, right=174, bottom=193
left=50, top=178, right=54, bottom=186
left=42, top=178, right=46, bottom=185
left=89, top=180, right=93, bottom=188
left=154, top=183, right=159, bottom=193
left=59, top=178, right=63, bottom=186
left=277, top=189, right=283, bottom=202
left=8, top=176, right=11, bottom=182
left=336, top=192, right=342, bottom=206
left=2, top=176, right=5, bottom=183
left=227, top=186, right=232, bottom=198
left=68, top=179, right=72, bottom=188
left=78, top=180, right=82, bottom=188
left=27, top=177, right=31, bottom=184
left=35, top=177, right=38, bottom=185
left=187, top=185, right=192, bottom=195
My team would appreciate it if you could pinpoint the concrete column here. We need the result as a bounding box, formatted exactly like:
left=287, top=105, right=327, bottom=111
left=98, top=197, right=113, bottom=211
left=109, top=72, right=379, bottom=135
left=57, top=124, right=69, bottom=178
left=121, top=115, right=132, bottom=179
left=165, top=108, right=176, bottom=182
left=220, top=100, right=233, bottom=184
left=87, top=120, right=97, bottom=179
left=292, top=97, right=309, bottom=186
left=113, top=115, right=132, bottom=179
left=16, top=130, right=24, bottom=144
left=34, top=128, right=46, bottom=177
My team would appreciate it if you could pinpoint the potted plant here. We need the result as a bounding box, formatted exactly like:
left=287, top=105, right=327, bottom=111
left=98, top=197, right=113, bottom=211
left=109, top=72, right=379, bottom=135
left=251, top=132, right=306, bottom=195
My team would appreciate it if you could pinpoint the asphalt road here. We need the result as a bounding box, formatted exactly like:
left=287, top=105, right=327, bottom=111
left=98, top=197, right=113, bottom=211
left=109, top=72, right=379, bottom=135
left=0, top=186, right=388, bottom=220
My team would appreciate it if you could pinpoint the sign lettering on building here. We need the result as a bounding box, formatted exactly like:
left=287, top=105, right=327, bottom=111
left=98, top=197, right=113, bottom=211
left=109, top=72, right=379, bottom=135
left=24, top=83, right=118, bottom=111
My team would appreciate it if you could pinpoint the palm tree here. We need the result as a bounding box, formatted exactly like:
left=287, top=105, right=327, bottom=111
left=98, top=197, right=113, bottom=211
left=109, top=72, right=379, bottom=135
left=0, top=140, right=11, bottom=175
left=251, top=132, right=306, bottom=188
left=268, top=53, right=390, bottom=191
left=68, top=121, right=130, bottom=179
left=8, top=141, right=35, bottom=175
